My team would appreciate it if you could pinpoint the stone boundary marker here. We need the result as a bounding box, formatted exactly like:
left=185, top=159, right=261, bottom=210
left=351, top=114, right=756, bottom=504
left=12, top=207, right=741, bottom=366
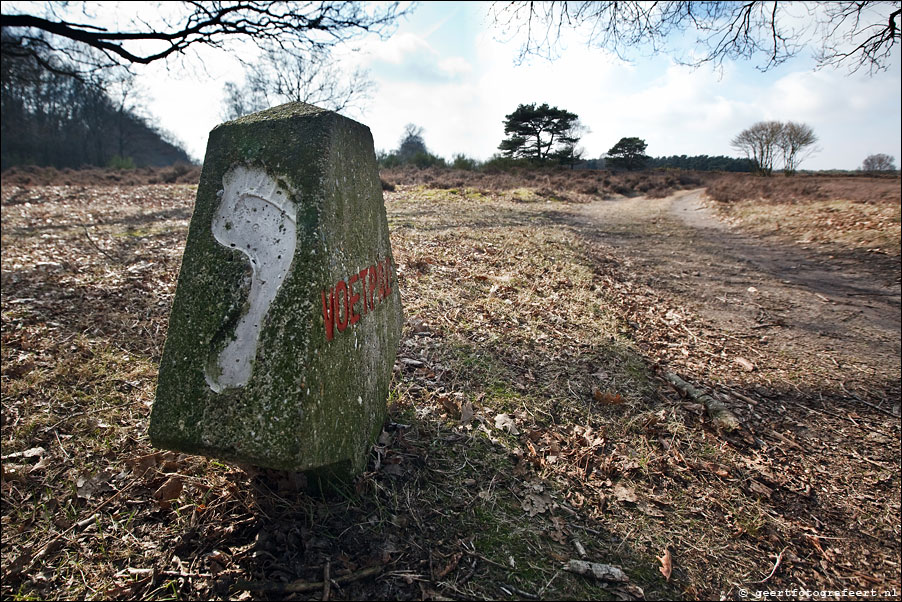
left=150, top=102, right=402, bottom=480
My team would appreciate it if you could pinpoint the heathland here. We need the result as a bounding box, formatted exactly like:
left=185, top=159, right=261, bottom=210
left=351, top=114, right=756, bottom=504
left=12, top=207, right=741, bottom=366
left=1, top=167, right=899, bottom=600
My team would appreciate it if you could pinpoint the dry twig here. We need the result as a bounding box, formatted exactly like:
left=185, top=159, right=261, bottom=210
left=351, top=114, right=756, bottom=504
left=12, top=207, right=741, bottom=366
left=663, top=372, right=741, bottom=431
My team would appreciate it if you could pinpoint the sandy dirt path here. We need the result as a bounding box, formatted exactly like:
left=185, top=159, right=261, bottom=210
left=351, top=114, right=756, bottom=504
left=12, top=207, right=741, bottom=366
left=570, top=189, right=900, bottom=406
left=553, top=188, right=900, bottom=594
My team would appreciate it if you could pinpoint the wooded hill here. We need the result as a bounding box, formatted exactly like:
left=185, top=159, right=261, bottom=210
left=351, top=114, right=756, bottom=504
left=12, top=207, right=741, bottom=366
left=1, top=33, right=191, bottom=171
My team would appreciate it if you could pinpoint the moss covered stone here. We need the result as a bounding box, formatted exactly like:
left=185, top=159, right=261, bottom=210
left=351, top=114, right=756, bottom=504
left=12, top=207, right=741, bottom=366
left=150, top=102, right=403, bottom=478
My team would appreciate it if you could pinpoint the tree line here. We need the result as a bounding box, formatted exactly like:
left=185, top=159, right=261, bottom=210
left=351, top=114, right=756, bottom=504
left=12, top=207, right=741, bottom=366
left=378, top=109, right=898, bottom=174
left=1, top=31, right=190, bottom=170
left=647, top=155, right=755, bottom=172
left=378, top=101, right=897, bottom=175
left=377, top=105, right=803, bottom=174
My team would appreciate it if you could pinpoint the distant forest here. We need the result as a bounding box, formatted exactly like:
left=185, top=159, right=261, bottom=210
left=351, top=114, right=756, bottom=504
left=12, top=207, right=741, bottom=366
left=646, top=154, right=754, bottom=172
left=579, top=154, right=754, bottom=172
left=1, top=33, right=191, bottom=171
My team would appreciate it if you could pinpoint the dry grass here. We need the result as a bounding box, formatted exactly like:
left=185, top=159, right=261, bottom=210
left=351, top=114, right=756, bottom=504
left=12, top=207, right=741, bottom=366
left=2, top=171, right=899, bottom=601
left=706, top=172, right=900, bottom=205
left=1, top=164, right=201, bottom=186
left=381, top=166, right=706, bottom=201
left=706, top=173, right=901, bottom=256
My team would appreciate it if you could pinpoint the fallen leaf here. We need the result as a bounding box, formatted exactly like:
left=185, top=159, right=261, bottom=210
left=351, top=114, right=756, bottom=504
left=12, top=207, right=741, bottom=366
left=494, top=413, right=519, bottom=435
left=77, top=471, right=113, bottom=500
left=30, top=455, right=51, bottom=472
left=613, top=484, right=638, bottom=504
left=658, top=548, right=672, bottom=581
left=2, top=464, right=27, bottom=481
left=549, top=516, right=569, bottom=543
left=549, top=527, right=567, bottom=543
left=593, top=389, right=625, bottom=405
left=512, top=457, right=530, bottom=476
left=207, top=549, right=228, bottom=567
left=522, top=491, right=552, bottom=516
left=153, top=476, right=183, bottom=508
left=1, top=447, right=46, bottom=461
left=664, top=309, right=683, bottom=323
left=747, top=479, right=773, bottom=498
left=703, top=461, right=731, bottom=478
left=436, top=394, right=459, bottom=416
left=435, top=552, right=462, bottom=579
left=616, top=583, right=647, bottom=600
left=460, top=402, right=474, bottom=425
left=127, top=452, right=163, bottom=478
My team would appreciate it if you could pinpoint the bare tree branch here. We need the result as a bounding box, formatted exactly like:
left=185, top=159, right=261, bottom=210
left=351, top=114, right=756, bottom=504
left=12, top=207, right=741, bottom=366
left=2, top=2, right=405, bottom=78
left=222, top=47, right=374, bottom=120
left=491, top=1, right=900, bottom=73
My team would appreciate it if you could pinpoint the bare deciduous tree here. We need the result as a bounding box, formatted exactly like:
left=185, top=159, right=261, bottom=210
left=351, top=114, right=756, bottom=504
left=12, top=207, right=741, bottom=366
left=731, top=121, right=785, bottom=176
left=491, top=1, right=900, bottom=73
left=222, top=49, right=373, bottom=120
left=222, top=81, right=269, bottom=122
left=860, top=153, right=897, bottom=171
left=778, top=121, right=818, bottom=175
left=1, top=2, right=404, bottom=80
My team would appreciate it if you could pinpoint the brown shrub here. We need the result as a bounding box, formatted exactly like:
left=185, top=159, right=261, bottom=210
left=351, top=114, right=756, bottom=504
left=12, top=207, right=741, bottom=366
left=704, top=173, right=901, bottom=205
left=379, top=166, right=711, bottom=202
left=1, top=164, right=201, bottom=186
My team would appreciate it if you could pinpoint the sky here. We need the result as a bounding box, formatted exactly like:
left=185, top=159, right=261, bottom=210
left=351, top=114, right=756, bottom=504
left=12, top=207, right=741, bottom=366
left=121, top=2, right=900, bottom=170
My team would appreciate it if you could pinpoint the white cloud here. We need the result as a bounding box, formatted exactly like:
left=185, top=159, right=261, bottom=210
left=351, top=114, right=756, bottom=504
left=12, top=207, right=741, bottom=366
left=438, top=56, right=473, bottom=78
left=134, top=2, right=900, bottom=169
left=364, top=28, right=900, bottom=169
left=754, top=68, right=902, bottom=168
left=367, top=32, right=435, bottom=65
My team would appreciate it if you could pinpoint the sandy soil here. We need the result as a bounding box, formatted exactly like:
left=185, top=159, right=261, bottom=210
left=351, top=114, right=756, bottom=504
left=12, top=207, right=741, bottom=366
left=548, top=188, right=901, bottom=596
left=2, top=180, right=898, bottom=599
left=573, top=189, right=900, bottom=404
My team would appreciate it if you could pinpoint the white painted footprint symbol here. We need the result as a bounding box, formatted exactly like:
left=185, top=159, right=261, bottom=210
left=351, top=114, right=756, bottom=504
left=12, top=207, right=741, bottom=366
left=205, top=165, right=297, bottom=393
